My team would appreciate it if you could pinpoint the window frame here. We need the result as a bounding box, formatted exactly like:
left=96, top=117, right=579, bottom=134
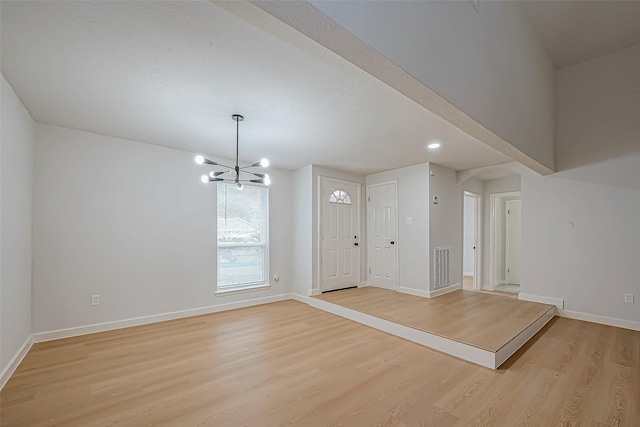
left=216, top=182, right=269, bottom=294
left=329, top=189, right=352, bottom=204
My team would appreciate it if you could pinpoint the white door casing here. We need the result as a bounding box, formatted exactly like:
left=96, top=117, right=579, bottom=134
left=320, top=177, right=361, bottom=292
left=367, top=181, right=397, bottom=290
left=463, top=191, right=482, bottom=290
left=505, top=199, right=521, bottom=285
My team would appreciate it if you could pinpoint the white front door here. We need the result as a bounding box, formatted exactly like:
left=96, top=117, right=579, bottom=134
left=367, top=182, right=397, bottom=290
left=320, top=178, right=361, bottom=292
left=505, top=199, right=521, bottom=285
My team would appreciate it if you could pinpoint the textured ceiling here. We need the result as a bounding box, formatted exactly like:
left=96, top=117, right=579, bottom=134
left=521, top=0, right=640, bottom=69
left=0, top=0, right=511, bottom=174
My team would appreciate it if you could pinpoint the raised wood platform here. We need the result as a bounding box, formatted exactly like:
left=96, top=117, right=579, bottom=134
left=311, top=287, right=555, bottom=369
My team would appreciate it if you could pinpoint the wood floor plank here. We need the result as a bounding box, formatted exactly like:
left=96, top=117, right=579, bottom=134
left=1, top=300, right=638, bottom=426
left=313, top=287, right=553, bottom=351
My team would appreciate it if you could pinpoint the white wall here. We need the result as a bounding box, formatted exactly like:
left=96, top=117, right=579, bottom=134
left=1, top=74, right=34, bottom=373
left=32, top=124, right=292, bottom=333
left=555, top=44, right=640, bottom=172
left=522, top=44, right=640, bottom=325
left=309, top=0, right=555, bottom=172
left=463, top=196, right=475, bottom=275
left=366, top=163, right=430, bottom=293
left=291, top=165, right=313, bottom=296
left=428, top=163, right=462, bottom=291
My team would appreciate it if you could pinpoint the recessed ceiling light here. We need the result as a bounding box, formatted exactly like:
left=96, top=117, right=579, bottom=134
left=428, top=142, right=441, bottom=149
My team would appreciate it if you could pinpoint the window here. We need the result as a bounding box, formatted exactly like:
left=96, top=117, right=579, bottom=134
left=329, top=189, right=352, bottom=204
left=217, top=183, right=269, bottom=292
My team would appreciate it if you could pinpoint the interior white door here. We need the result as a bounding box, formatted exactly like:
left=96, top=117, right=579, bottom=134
left=320, top=178, right=360, bottom=292
left=367, top=182, right=397, bottom=290
left=505, top=199, right=521, bottom=285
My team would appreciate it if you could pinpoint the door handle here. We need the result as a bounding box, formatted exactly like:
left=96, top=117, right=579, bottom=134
left=390, top=241, right=395, bottom=245
left=354, top=242, right=359, bottom=246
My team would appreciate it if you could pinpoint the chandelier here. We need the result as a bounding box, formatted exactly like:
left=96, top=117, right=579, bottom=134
left=195, top=114, right=270, bottom=190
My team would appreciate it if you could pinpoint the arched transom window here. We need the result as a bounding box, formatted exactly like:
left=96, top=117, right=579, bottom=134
left=329, top=189, right=352, bottom=204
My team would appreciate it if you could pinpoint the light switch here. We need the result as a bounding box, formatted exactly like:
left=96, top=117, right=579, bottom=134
left=405, top=217, right=413, bottom=225
left=433, top=196, right=438, bottom=205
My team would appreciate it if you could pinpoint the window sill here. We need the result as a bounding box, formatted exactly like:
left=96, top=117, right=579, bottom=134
left=215, top=284, right=271, bottom=297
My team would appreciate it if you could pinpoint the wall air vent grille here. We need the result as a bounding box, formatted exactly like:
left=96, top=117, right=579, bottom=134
left=434, top=247, right=450, bottom=289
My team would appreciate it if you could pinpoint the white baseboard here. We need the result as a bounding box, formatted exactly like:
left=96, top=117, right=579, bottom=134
left=291, top=293, right=311, bottom=303
left=358, top=281, right=368, bottom=287
left=1, top=335, right=34, bottom=391
left=398, top=284, right=461, bottom=298
left=308, top=288, right=321, bottom=296
left=559, top=309, right=640, bottom=331
left=427, top=283, right=461, bottom=298
left=398, top=286, right=430, bottom=298
left=518, top=293, right=564, bottom=311
left=518, top=293, right=639, bottom=331
left=463, top=272, right=474, bottom=277
left=32, top=294, right=291, bottom=343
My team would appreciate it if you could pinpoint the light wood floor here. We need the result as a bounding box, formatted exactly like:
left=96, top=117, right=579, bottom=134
left=314, top=287, right=553, bottom=352
left=1, top=301, right=638, bottom=426
left=463, top=274, right=474, bottom=290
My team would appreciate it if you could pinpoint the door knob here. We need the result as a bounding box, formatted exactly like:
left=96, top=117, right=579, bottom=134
left=390, top=241, right=395, bottom=245
left=354, top=242, right=359, bottom=246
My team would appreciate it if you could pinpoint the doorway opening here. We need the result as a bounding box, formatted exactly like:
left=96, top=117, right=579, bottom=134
left=490, top=192, right=521, bottom=294
left=463, top=192, right=482, bottom=290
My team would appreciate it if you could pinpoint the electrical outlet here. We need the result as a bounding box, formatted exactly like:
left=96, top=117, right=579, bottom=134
left=624, top=293, right=634, bottom=304
left=91, top=295, right=100, bottom=306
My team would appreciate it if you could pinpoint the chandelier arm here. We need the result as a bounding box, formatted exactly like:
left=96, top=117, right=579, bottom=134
left=239, top=163, right=262, bottom=170
left=210, top=162, right=235, bottom=170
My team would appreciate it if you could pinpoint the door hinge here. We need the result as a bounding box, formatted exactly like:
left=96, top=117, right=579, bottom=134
left=368, top=268, right=371, bottom=274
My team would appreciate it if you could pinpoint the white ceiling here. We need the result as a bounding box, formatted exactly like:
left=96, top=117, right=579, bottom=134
left=521, top=0, right=640, bottom=69
left=0, top=0, right=511, bottom=175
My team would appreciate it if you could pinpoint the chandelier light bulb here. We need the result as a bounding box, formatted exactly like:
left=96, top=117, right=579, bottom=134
left=264, top=174, right=271, bottom=186
left=236, top=182, right=244, bottom=190
left=200, top=175, right=209, bottom=183
left=260, top=158, right=269, bottom=168
left=195, top=155, right=205, bottom=165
